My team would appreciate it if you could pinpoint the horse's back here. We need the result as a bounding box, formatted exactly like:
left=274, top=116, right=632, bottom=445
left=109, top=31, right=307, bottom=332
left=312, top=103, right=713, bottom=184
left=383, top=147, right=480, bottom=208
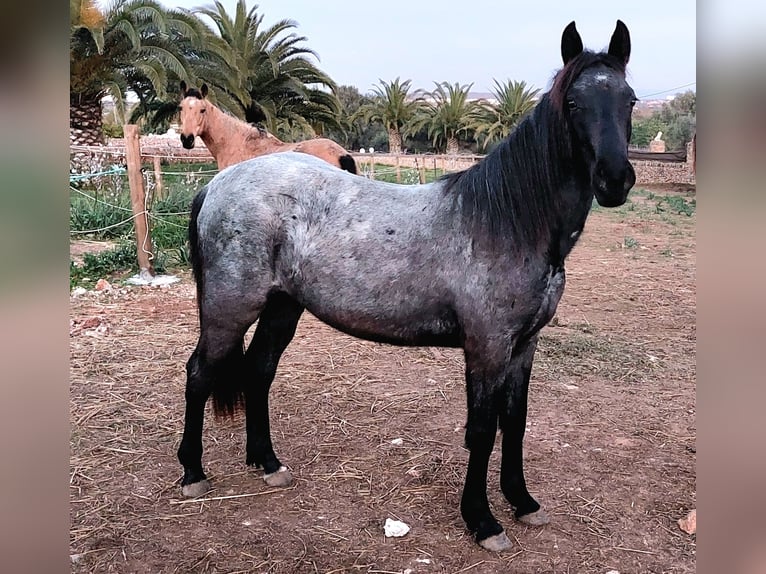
left=196, top=152, right=462, bottom=342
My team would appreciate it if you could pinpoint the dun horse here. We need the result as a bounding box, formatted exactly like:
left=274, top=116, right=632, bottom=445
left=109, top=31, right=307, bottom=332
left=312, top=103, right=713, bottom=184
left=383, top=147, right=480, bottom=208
left=178, top=82, right=357, bottom=173
left=177, top=20, right=636, bottom=551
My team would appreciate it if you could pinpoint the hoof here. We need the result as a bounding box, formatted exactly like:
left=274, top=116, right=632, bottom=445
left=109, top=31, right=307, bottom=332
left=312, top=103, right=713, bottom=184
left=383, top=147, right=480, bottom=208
left=263, top=466, right=292, bottom=487
left=181, top=479, right=212, bottom=498
left=479, top=531, right=512, bottom=552
left=517, top=508, right=550, bottom=526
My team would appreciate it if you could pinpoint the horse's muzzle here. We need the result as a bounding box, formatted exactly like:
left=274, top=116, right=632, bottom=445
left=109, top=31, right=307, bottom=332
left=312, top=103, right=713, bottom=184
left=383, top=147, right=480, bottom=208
left=180, top=134, right=196, bottom=149
left=593, top=160, right=635, bottom=207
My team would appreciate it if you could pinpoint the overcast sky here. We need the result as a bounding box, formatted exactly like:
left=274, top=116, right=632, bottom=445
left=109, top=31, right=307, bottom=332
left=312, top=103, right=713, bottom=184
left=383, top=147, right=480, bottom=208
left=151, top=0, right=696, bottom=99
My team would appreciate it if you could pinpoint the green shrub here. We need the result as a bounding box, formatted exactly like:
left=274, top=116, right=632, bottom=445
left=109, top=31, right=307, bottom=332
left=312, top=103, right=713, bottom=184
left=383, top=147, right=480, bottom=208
left=70, top=242, right=138, bottom=289
left=655, top=195, right=695, bottom=216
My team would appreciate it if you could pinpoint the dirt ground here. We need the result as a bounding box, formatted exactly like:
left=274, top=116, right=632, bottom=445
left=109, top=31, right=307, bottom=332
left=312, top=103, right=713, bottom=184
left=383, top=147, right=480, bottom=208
left=70, top=185, right=696, bottom=573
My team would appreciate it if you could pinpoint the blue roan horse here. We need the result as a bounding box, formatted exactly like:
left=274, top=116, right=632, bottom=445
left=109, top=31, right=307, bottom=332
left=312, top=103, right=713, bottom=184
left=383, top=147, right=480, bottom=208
left=178, top=20, right=636, bottom=551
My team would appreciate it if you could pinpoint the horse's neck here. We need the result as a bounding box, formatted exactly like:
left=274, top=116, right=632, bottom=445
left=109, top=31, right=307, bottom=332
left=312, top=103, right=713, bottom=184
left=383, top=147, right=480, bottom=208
left=530, top=110, right=594, bottom=265
left=202, top=106, right=286, bottom=166
left=198, top=106, right=241, bottom=162
left=550, top=177, right=594, bottom=265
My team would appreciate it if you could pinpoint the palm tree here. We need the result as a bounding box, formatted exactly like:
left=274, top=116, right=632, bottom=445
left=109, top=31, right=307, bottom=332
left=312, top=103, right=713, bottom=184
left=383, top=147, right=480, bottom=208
left=470, top=79, right=540, bottom=150
left=193, top=0, right=343, bottom=139
left=412, top=82, right=479, bottom=155
left=354, top=78, right=423, bottom=154
left=70, top=0, right=206, bottom=145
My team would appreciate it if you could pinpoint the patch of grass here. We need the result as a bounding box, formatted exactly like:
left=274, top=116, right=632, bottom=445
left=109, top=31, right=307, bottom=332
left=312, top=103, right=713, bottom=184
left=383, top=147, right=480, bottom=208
left=660, top=247, right=674, bottom=257
left=71, top=167, right=205, bottom=275
left=623, top=236, right=640, bottom=249
left=70, top=242, right=147, bottom=289
left=362, top=163, right=445, bottom=184
left=655, top=194, right=695, bottom=216
left=148, top=188, right=194, bottom=268
left=70, top=190, right=134, bottom=241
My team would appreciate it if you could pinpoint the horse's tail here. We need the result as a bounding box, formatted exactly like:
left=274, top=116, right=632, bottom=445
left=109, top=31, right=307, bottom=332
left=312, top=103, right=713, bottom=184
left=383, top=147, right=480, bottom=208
left=188, top=186, right=208, bottom=315
left=339, top=154, right=357, bottom=174
left=210, top=346, right=246, bottom=419
left=188, top=185, right=246, bottom=418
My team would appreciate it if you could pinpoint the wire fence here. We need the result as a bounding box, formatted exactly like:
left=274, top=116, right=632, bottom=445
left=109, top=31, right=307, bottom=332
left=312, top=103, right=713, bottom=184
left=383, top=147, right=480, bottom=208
left=69, top=135, right=695, bottom=284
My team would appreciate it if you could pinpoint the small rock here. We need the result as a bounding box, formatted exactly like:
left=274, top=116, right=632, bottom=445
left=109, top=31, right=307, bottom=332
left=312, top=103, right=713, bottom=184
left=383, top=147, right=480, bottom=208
left=416, top=558, right=431, bottom=564
left=390, top=438, right=404, bottom=446
left=605, top=570, right=620, bottom=574
left=678, top=509, right=696, bottom=534
left=71, top=287, right=87, bottom=297
left=84, top=323, right=109, bottom=337
left=384, top=518, right=410, bottom=538
left=95, top=278, right=112, bottom=291
left=80, top=317, right=102, bottom=329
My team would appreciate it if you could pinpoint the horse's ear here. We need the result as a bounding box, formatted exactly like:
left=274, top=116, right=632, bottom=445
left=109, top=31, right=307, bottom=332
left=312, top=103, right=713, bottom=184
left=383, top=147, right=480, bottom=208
left=180, top=80, right=187, bottom=97
left=608, top=20, right=631, bottom=66
left=561, top=21, right=583, bottom=65
left=201, top=84, right=208, bottom=98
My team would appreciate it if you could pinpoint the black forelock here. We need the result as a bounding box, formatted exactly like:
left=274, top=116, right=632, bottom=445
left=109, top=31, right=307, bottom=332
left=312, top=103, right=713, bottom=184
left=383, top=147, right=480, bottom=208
left=184, top=87, right=204, bottom=99
left=549, top=50, right=626, bottom=115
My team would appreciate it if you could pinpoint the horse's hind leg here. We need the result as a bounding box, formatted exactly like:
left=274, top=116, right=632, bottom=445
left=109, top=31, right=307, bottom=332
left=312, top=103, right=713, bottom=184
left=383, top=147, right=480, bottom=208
left=243, top=292, right=304, bottom=487
left=499, top=335, right=550, bottom=526
left=177, top=327, right=247, bottom=498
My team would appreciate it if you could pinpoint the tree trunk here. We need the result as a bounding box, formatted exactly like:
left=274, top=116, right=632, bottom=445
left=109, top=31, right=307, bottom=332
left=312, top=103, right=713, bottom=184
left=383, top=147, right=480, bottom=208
left=388, top=128, right=402, bottom=154
left=446, top=135, right=459, bottom=156
left=70, top=93, right=110, bottom=174
left=70, top=93, right=105, bottom=147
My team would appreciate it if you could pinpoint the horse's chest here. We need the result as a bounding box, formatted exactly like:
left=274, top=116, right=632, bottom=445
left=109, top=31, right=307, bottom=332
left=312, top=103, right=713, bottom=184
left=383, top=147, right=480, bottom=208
left=519, top=267, right=566, bottom=338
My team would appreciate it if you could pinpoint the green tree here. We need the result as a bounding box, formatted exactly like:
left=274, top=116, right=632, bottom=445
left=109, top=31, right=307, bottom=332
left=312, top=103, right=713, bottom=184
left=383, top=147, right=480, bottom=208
left=411, top=82, right=480, bottom=155
left=630, top=114, right=666, bottom=148
left=469, top=79, right=540, bottom=150
left=354, top=77, right=424, bottom=154
left=660, top=90, right=696, bottom=150
left=667, top=90, right=696, bottom=116
left=324, top=85, right=387, bottom=151
left=70, top=0, right=205, bottom=144
left=192, top=0, right=342, bottom=139
left=630, top=90, right=696, bottom=150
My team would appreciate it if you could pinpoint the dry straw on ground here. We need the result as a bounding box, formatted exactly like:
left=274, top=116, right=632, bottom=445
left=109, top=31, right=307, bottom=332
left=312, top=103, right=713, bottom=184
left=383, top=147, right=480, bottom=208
left=70, top=186, right=696, bottom=573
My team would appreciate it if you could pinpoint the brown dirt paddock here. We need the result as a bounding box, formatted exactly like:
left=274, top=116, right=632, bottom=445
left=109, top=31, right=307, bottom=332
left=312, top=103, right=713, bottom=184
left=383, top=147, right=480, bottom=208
left=70, top=185, right=696, bottom=573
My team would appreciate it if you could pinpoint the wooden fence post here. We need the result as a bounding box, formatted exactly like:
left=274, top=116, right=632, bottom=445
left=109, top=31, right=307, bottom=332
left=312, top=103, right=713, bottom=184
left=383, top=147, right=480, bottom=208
left=369, top=151, right=375, bottom=180
left=124, top=124, right=155, bottom=280
left=395, top=154, right=401, bottom=183
left=418, top=155, right=426, bottom=184
left=152, top=155, right=164, bottom=199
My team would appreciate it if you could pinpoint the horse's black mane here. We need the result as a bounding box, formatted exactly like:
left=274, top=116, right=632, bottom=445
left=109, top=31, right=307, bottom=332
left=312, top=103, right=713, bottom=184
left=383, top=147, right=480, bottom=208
left=185, top=88, right=204, bottom=99
left=442, top=50, right=626, bottom=249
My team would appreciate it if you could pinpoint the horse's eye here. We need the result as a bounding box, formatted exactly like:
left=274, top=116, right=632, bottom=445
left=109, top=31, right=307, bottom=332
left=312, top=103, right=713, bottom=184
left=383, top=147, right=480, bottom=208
left=567, top=99, right=578, bottom=111
left=200, top=108, right=206, bottom=114
left=630, top=98, right=637, bottom=107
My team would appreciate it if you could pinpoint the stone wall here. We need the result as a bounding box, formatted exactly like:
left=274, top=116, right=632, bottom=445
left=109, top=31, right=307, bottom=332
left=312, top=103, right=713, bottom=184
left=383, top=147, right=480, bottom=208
left=353, top=149, right=696, bottom=185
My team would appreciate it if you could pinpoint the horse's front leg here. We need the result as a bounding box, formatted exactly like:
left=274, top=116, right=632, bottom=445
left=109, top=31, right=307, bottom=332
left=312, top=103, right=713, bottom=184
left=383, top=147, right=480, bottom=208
left=499, top=335, right=550, bottom=526
left=461, top=350, right=511, bottom=552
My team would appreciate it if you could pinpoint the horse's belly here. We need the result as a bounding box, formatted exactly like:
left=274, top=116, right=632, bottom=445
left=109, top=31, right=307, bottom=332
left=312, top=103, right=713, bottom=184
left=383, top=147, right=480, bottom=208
left=303, top=299, right=462, bottom=348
